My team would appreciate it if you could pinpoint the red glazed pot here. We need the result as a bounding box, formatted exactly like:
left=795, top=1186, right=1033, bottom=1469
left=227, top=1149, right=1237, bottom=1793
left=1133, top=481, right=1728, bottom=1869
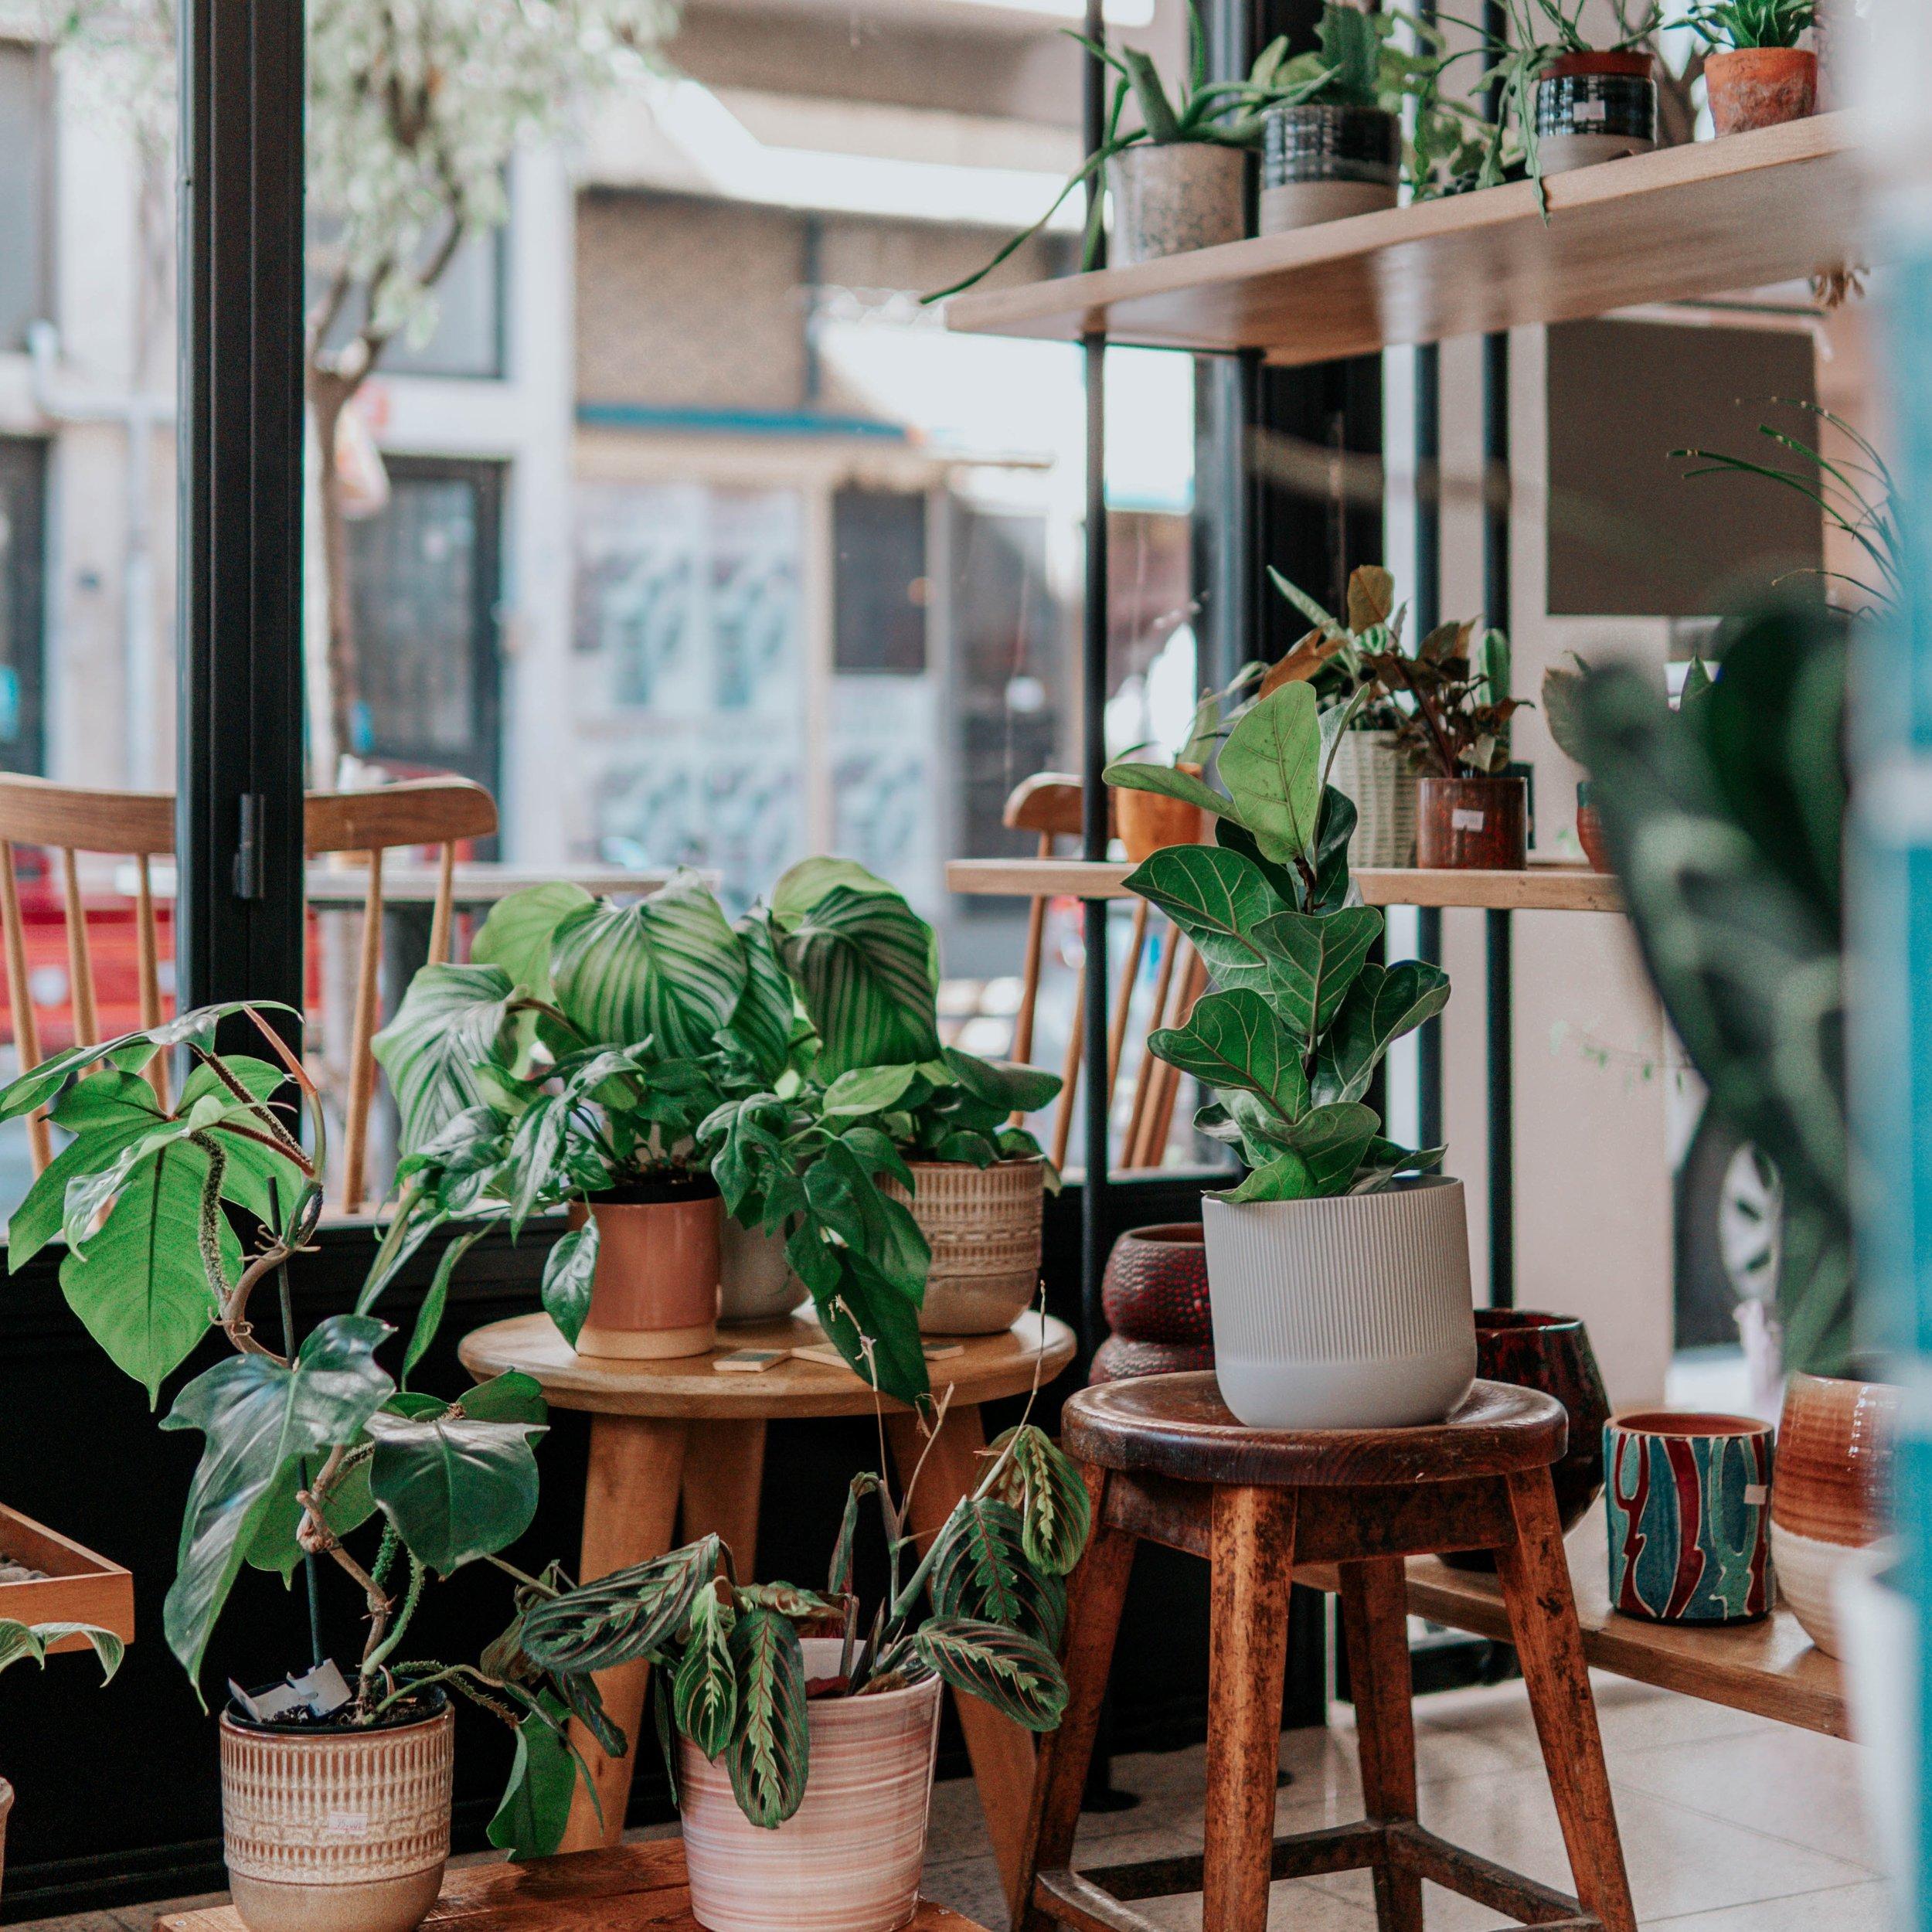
left=1705, top=46, right=1817, bottom=136
left=1576, top=781, right=1610, bottom=873
left=1102, top=1223, right=1210, bottom=1345
left=1770, top=1372, right=1900, bottom=1657
left=1417, top=775, right=1528, bottom=870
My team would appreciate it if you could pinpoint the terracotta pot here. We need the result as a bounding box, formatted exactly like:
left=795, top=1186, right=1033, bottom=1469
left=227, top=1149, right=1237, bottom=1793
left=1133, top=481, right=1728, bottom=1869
left=1102, top=1223, right=1210, bottom=1346
left=1770, top=1372, right=1899, bottom=1657
left=1107, top=144, right=1246, bottom=267
left=1092, top=1334, right=1215, bottom=1383
left=1328, top=730, right=1418, bottom=868
left=679, top=1639, right=942, bottom=1932
left=1115, top=763, right=1207, bottom=865
left=719, top=1219, right=804, bottom=1325
left=571, top=1188, right=721, bottom=1360
left=1534, top=50, right=1657, bottom=175
left=219, top=1700, right=454, bottom=1932
left=1443, top=1310, right=1610, bottom=1571
left=1259, top=103, right=1400, bottom=234
left=1575, top=780, right=1610, bottom=873
left=886, top=1158, right=1044, bottom=1334
left=1417, top=775, right=1528, bottom=869
left=1706, top=46, right=1818, bottom=136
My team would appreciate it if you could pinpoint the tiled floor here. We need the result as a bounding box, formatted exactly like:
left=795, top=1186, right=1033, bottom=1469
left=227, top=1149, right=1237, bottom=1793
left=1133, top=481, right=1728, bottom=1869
left=24, top=1675, right=1889, bottom=1932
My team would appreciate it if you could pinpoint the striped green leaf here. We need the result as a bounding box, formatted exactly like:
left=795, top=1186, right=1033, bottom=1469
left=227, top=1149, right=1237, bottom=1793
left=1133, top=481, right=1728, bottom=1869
left=519, top=1536, right=723, bottom=1673
left=930, top=1496, right=1064, bottom=1647
left=372, top=964, right=521, bottom=1151
left=913, top=1617, right=1068, bottom=1732
left=728, top=1607, right=809, bottom=1828
left=673, top=1582, right=738, bottom=1760
left=985, top=1424, right=1092, bottom=1577
left=780, top=884, right=940, bottom=1079
left=473, top=883, right=594, bottom=1002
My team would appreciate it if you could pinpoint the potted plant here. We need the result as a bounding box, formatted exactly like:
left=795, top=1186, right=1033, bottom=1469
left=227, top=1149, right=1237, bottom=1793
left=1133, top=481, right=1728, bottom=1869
left=0, top=1617, right=121, bottom=1897
left=0, top=1007, right=624, bottom=1932
left=515, top=1416, right=1087, bottom=1932
left=1691, top=1, right=1816, bottom=134
left=1106, top=682, right=1466, bottom=1429
left=1541, top=651, right=1609, bottom=870
left=1111, top=661, right=1264, bottom=862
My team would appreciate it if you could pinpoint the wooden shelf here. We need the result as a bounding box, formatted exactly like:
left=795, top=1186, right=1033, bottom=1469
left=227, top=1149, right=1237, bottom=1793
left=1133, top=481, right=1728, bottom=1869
left=947, top=856, right=1622, bottom=913
left=0, top=1503, right=134, bottom=1652
left=943, top=114, right=1860, bottom=364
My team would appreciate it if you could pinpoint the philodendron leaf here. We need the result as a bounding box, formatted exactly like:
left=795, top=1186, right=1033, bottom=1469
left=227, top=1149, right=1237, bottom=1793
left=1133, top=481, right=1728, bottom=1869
left=539, top=1222, right=600, bottom=1349
left=728, top=1606, right=809, bottom=1828
left=487, top=1692, right=578, bottom=1860
left=1254, top=905, right=1384, bottom=1044
left=9, top=1080, right=171, bottom=1270
left=780, top=883, right=941, bottom=1080
left=365, top=1407, right=545, bottom=1576
left=473, top=883, right=594, bottom=1003
left=673, top=1581, right=738, bottom=1760
left=245, top=1453, right=376, bottom=1579
left=930, top=1496, right=1066, bottom=1647
left=941, top=1048, right=1061, bottom=1117
left=458, top=1372, right=549, bottom=1427
left=1217, top=683, right=1325, bottom=867
left=821, top=1063, right=922, bottom=1117
left=551, top=871, right=748, bottom=1058
left=373, top=963, right=521, bottom=1151
left=519, top=1536, right=725, bottom=1673
left=913, top=1617, right=1068, bottom=1732
left=1148, top=988, right=1308, bottom=1122
left=985, top=1424, right=1092, bottom=1576
left=1122, top=845, right=1279, bottom=998
left=1314, top=961, right=1451, bottom=1107
left=160, top=1314, right=394, bottom=1686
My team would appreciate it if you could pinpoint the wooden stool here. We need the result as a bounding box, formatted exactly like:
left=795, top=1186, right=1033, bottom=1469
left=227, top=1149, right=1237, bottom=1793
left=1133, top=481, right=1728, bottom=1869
left=1013, top=1374, right=1638, bottom=1932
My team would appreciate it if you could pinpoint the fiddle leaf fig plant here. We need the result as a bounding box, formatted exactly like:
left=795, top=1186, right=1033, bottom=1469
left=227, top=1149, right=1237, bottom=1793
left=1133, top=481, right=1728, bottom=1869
left=1107, top=682, right=1449, bottom=1201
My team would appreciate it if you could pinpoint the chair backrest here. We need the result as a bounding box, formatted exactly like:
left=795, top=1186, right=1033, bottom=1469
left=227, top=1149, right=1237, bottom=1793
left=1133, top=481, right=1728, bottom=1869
left=304, top=777, right=499, bottom=1214
left=0, top=775, right=176, bottom=1168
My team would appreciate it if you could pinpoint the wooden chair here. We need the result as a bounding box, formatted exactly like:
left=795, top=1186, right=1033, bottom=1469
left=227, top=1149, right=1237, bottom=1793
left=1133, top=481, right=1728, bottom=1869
left=304, top=777, right=498, bottom=1214
left=1013, top=1375, right=1639, bottom=1932
left=1002, top=774, right=1203, bottom=1172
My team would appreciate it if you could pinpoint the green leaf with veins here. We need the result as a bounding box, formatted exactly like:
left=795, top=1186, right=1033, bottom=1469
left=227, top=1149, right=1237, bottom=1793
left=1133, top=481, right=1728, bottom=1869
left=473, top=882, right=594, bottom=1002
left=487, top=1692, right=579, bottom=1860
left=1314, top=961, right=1451, bottom=1107
left=365, top=1406, right=544, bottom=1576
left=985, top=1423, right=1092, bottom=1576
left=727, top=1606, right=809, bottom=1828
left=780, top=883, right=940, bottom=1079
left=1148, top=988, right=1309, bottom=1121
left=539, top=1221, right=599, bottom=1349
left=930, top=1496, right=1065, bottom=1647
left=1254, top=905, right=1383, bottom=1043
left=940, top=1048, right=1061, bottom=1117
left=673, top=1581, right=737, bottom=1759
left=373, top=963, right=522, bottom=1152
left=1216, top=683, right=1324, bottom=866
left=912, top=1617, right=1067, bottom=1732
left=1121, top=845, right=1277, bottom=996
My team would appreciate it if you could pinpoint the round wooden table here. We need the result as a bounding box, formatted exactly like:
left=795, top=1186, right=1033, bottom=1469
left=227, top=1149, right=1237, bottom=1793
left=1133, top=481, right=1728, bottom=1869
left=460, top=1309, right=1078, bottom=1887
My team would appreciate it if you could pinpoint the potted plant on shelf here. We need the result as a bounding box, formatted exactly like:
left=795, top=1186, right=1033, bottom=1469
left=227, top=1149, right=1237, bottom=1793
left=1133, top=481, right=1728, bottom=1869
left=1541, top=651, right=1609, bottom=870
left=0, top=1617, right=121, bottom=1897
left=1691, top=1, right=1816, bottom=134
left=1106, top=682, right=1465, bottom=1429
left=515, top=1415, right=1088, bottom=1932
left=0, top=1007, right=624, bottom=1932
left=1111, top=661, right=1264, bottom=862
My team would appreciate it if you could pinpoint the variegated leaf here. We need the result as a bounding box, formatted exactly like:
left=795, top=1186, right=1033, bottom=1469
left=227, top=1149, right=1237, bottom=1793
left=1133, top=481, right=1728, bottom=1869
left=913, top=1616, right=1068, bottom=1731
left=728, top=1607, right=809, bottom=1828
left=985, top=1424, right=1091, bottom=1577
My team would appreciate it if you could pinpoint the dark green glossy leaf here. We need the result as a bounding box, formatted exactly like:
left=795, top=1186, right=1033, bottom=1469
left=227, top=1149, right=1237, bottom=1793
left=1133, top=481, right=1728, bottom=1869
left=488, top=1692, right=579, bottom=1859
left=245, top=1454, right=376, bottom=1578
left=1121, top=844, right=1279, bottom=997
left=366, top=1406, right=544, bottom=1575
left=1253, top=905, right=1383, bottom=1043
left=1148, top=988, right=1308, bottom=1122
left=821, top=1063, right=922, bottom=1117
left=1217, top=683, right=1324, bottom=866
left=940, top=1049, right=1061, bottom=1117
left=1313, top=961, right=1451, bottom=1107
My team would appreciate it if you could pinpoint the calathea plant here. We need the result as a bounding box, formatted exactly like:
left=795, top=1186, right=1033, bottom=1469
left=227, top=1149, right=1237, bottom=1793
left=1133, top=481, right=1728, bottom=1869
left=1105, top=682, right=1449, bottom=1200
left=515, top=1414, right=1089, bottom=1828
left=0, top=1007, right=620, bottom=1854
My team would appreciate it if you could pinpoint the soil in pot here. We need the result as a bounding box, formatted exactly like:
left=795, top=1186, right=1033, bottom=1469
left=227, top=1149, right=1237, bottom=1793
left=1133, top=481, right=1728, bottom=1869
left=220, top=1690, right=454, bottom=1932
left=1534, top=50, right=1657, bottom=175
left=1417, top=774, right=1528, bottom=869
left=679, top=1639, right=942, bottom=1932
left=886, top=1158, right=1044, bottom=1335
left=1107, top=144, right=1245, bottom=266
left=572, top=1171, right=721, bottom=1360
left=1706, top=46, right=1817, bottom=135
left=1259, top=103, right=1399, bottom=234
left=1115, top=763, right=1208, bottom=864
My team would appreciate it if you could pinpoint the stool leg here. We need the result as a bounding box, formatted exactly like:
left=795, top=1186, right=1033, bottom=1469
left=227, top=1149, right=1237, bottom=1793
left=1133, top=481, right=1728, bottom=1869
left=1204, top=1485, right=1298, bottom=1932
left=1012, top=1466, right=1137, bottom=1932
left=1495, top=1468, right=1638, bottom=1932
left=1338, top=1560, right=1423, bottom=1932
left=680, top=1417, right=767, bottom=1577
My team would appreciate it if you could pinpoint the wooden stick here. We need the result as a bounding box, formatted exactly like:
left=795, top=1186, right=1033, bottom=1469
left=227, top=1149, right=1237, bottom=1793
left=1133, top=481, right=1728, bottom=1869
left=1106, top=897, right=1148, bottom=1097
left=427, top=840, right=457, bottom=967
left=1009, top=832, right=1053, bottom=1087
left=1131, top=940, right=1202, bottom=1168
left=60, top=848, right=97, bottom=1048
left=1, top=841, right=47, bottom=1171
left=340, top=849, right=385, bottom=1215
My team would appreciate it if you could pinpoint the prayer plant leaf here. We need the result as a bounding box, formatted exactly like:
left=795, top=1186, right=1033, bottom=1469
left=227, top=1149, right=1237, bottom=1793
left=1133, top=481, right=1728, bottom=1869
left=913, top=1616, right=1068, bottom=1732
left=985, top=1423, right=1092, bottom=1577
left=727, top=1606, right=809, bottom=1828
left=673, top=1582, right=738, bottom=1760
left=930, top=1496, right=1066, bottom=1647
left=778, top=883, right=941, bottom=1080
left=473, top=883, right=594, bottom=1004
left=519, top=1536, right=725, bottom=1673
left=372, top=964, right=521, bottom=1152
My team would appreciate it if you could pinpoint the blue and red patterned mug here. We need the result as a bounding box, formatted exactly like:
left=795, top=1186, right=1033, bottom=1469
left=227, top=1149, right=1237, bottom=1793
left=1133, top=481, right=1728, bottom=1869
left=1604, top=1410, right=1775, bottom=1624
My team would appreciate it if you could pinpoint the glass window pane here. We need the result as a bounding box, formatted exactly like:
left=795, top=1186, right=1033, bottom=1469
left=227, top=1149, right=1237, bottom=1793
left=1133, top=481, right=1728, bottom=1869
left=0, top=43, right=46, bottom=352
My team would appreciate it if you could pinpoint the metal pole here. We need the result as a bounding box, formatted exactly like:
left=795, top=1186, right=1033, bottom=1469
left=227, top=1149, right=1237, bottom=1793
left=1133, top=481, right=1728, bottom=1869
left=1414, top=331, right=1444, bottom=1153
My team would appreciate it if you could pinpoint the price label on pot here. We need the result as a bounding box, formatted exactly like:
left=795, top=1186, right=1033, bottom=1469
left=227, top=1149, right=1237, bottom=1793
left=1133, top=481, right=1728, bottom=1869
left=326, top=1810, right=371, bottom=1836
left=1451, top=808, right=1487, bottom=832
left=1573, top=98, right=1607, bottom=124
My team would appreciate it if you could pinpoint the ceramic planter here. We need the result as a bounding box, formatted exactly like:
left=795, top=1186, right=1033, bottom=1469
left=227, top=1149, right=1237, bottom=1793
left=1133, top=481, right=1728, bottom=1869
left=219, top=1699, right=454, bottom=1932
left=1604, top=1411, right=1774, bottom=1625
left=1201, top=1176, right=1476, bottom=1429
left=1092, top=1334, right=1216, bottom=1382
left=889, top=1158, right=1043, bottom=1335
left=1706, top=46, right=1817, bottom=135
left=1533, top=51, right=1657, bottom=175
left=1443, top=1310, right=1610, bottom=1572
left=1259, top=104, right=1400, bottom=235
left=1417, top=774, right=1528, bottom=869
left=1097, top=1222, right=1212, bottom=1383
left=1107, top=144, right=1246, bottom=267
left=572, top=1185, right=722, bottom=1360
left=719, top=1219, right=804, bottom=1325
left=1329, top=730, right=1418, bottom=868
left=1115, top=763, right=1207, bottom=864
left=1575, top=780, right=1609, bottom=873
left=679, top=1639, right=943, bottom=1932
left=1769, top=1372, right=1899, bottom=1656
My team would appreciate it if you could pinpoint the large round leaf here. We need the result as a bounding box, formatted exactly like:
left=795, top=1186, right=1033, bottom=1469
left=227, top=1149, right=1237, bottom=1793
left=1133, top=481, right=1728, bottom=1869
left=474, top=883, right=594, bottom=1002
left=372, top=964, right=521, bottom=1151
left=365, top=1408, right=544, bottom=1575
left=779, top=884, right=940, bottom=1079
left=1218, top=683, right=1324, bottom=866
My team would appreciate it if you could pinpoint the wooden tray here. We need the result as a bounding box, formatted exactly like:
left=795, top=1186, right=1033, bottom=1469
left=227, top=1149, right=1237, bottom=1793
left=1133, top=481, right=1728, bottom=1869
left=0, top=1502, right=134, bottom=1651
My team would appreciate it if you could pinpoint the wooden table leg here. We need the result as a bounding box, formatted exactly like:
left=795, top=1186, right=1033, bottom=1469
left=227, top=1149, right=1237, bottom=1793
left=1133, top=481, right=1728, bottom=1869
left=1203, top=1485, right=1298, bottom=1932
left=681, top=1418, right=768, bottom=1580
left=885, top=1401, right=1038, bottom=1901
left=559, top=1413, right=689, bottom=1853
left=1338, top=1559, right=1423, bottom=1932
left=1495, top=1468, right=1639, bottom=1932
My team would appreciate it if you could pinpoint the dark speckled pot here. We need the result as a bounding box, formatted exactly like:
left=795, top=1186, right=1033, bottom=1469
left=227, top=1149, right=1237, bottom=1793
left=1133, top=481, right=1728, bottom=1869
left=1443, top=1308, right=1611, bottom=1572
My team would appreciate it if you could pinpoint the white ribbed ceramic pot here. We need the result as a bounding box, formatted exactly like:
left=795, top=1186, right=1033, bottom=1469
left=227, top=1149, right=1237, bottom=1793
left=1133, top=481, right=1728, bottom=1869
left=1329, top=730, right=1418, bottom=869
left=679, top=1641, right=943, bottom=1932
left=719, top=1219, right=805, bottom=1324
left=1202, top=1176, right=1477, bottom=1429
left=219, top=1702, right=454, bottom=1932
left=888, top=1159, right=1044, bottom=1334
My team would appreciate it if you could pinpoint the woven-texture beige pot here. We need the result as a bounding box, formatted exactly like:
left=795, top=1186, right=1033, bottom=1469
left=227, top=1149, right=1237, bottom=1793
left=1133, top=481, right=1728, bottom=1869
left=888, top=1158, right=1045, bottom=1334
left=219, top=1704, right=454, bottom=1932
left=1329, top=730, right=1417, bottom=868
left=679, top=1640, right=943, bottom=1932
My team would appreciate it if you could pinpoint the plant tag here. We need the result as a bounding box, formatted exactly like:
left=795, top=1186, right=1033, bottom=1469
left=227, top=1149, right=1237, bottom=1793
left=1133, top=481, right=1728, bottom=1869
left=1451, top=808, right=1486, bottom=832
left=713, top=1349, right=789, bottom=1373
left=1573, top=98, right=1607, bottom=124
left=923, top=1341, right=965, bottom=1361
left=1744, top=1482, right=1769, bottom=1505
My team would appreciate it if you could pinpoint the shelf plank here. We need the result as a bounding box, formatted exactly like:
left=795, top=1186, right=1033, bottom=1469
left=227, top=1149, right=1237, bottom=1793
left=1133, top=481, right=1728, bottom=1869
left=943, top=114, right=1860, bottom=363
left=946, top=856, right=1622, bottom=913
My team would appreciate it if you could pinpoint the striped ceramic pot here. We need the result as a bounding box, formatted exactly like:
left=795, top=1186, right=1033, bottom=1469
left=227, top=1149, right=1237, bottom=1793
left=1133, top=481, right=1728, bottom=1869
left=1201, top=1176, right=1476, bottom=1429
left=1770, top=1372, right=1899, bottom=1657
left=889, top=1158, right=1044, bottom=1335
left=219, top=1699, right=454, bottom=1932
left=679, top=1641, right=943, bottom=1932
left=1604, top=1412, right=1774, bottom=1625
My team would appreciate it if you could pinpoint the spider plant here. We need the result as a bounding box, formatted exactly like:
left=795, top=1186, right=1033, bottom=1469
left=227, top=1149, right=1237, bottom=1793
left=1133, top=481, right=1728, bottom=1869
left=1688, top=0, right=1813, bottom=49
